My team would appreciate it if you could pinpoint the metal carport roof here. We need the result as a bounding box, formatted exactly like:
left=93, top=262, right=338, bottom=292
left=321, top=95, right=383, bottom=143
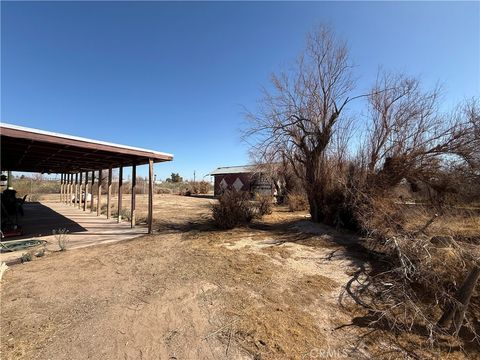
left=1, top=123, right=173, bottom=173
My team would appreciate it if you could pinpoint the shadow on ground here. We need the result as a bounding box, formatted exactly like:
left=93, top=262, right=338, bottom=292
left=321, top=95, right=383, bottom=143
left=2, top=202, right=86, bottom=241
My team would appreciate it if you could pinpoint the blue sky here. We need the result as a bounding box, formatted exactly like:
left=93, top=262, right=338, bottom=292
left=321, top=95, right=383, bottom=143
left=2, top=1, right=479, bottom=180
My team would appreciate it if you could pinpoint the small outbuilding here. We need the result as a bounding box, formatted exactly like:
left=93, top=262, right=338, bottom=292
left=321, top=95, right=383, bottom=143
left=209, top=165, right=274, bottom=197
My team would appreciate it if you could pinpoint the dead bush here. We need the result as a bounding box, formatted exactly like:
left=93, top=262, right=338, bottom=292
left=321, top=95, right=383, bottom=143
left=337, top=154, right=480, bottom=351
left=113, top=208, right=130, bottom=221
left=185, top=181, right=211, bottom=195
left=155, top=187, right=172, bottom=194
left=343, top=190, right=480, bottom=351
left=193, top=181, right=211, bottom=194
left=20, top=252, right=33, bottom=263
left=286, top=192, right=309, bottom=212
left=212, top=190, right=255, bottom=229
left=53, top=228, right=70, bottom=251
left=255, top=194, right=273, bottom=216
left=100, top=203, right=108, bottom=215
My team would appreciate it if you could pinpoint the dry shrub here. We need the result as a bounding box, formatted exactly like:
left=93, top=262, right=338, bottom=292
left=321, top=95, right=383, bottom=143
left=100, top=203, right=108, bottom=214
left=193, top=181, right=211, bottom=194
left=286, top=192, right=309, bottom=212
left=321, top=186, right=361, bottom=229
left=179, top=188, right=191, bottom=196
left=184, top=181, right=212, bottom=195
left=344, top=190, right=480, bottom=351
left=358, top=232, right=475, bottom=341
left=12, top=178, right=60, bottom=197
left=355, top=195, right=406, bottom=236
left=155, top=187, right=172, bottom=194
left=212, top=190, right=255, bottom=229
left=53, top=228, right=70, bottom=251
left=255, top=194, right=273, bottom=216
left=114, top=208, right=131, bottom=221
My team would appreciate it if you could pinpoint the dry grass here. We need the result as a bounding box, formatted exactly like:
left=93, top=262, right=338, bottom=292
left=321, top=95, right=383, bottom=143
left=5, top=194, right=477, bottom=359
left=286, top=192, right=309, bottom=212
left=401, top=205, right=480, bottom=242
left=0, top=201, right=359, bottom=360
left=41, top=193, right=214, bottom=227
left=343, top=195, right=480, bottom=357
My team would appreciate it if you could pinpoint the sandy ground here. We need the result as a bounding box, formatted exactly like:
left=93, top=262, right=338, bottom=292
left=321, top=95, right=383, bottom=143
left=39, top=193, right=216, bottom=225
left=0, top=195, right=474, bottom=359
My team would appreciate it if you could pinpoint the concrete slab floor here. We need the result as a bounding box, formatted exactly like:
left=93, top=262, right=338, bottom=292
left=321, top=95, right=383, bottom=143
left=1, top=201, right=147, bottom=263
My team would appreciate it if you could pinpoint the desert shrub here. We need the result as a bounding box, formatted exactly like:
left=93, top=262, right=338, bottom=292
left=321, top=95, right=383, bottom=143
left=114, top=208, right=131, bottom=221
left=35, top=248, right=45, bottom=257
left=20, top=252, right=32, bottom=263
left=53, top=228, right=70, bottom=251
left=155, top=181, right=186, bottom=195
left=193, top=181, right=211, bottom=194
left=184, top=181, right=212, bottom=195
left=11, top=178, right=60, bottom=200
left=342, top=187, right=480, bottom=349
left=176, top=187, right=188, bottom=196
left=212, top=190, right=255, bottom=229
left=255, top=194, right=273, bottom=216
left=100, top=204, right=108, bottom=214
left=286, top=192, right=309, bottom=212
left=155, top=187, right=172, bottom=194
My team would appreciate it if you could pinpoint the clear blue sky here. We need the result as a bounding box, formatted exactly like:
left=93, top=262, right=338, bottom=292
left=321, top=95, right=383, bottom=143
left=2, top=1, right=479, bottom=180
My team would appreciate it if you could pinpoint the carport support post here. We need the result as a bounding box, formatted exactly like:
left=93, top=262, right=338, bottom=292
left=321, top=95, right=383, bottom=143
left=71, top=174, right=74, bottom=206
left=78, top=172, right=83, bottom=209
left=71, top=174, right=74, bottom=205
left=131, top=164, right=136, bottom=228
left=67, top=174, right=71, bottom=205
left=67, top=174, right=70, bottom=203
left=62, top=173, right=66, bottom=203
left=64, top=174, right=67, bottom=204
left=83, top=172, right=88, bottom=211
left=97, top=170, right=102, bottom=216
left=60, top=174, right=63, bottom=202
left=90, top=171, right=95, bottom=212
left=73, top=173, right=76, bottom=207
left=148, top=159, right=154, bottom=234
left=107, top=167, right=112, bottom=219
left=75, top=173, right=78, bottom=208
left=118, top=166, right=123, bottom=223
left=74, top=173, right=78, bottom=207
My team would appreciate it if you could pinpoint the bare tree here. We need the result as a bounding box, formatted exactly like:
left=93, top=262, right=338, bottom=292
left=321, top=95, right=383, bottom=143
left=345, top=78, right=480, bottom=345
left=360, top=71, right=479, bottom=195
left=245, top=25, right=354, bottom=222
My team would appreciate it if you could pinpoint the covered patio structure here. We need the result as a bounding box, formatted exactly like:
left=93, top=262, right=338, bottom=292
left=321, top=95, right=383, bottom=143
left=1, top=123, right=173, bottom=237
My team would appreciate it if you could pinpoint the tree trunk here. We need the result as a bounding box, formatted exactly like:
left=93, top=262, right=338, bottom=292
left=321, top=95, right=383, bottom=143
left=307, top=190, right=324, bottom=223
left=304, top=153, right=325, bottom=223
left=438, top=265, right=480, bottom=335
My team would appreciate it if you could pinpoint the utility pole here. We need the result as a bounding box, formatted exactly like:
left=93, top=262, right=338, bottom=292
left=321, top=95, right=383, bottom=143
left=194, top=170, right=196, bottom=183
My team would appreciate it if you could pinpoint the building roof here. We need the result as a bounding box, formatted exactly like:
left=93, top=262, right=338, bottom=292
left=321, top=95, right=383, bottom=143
left=209, top=165, right=258, bottom=175
left=1, top=122, right=173, bottom=173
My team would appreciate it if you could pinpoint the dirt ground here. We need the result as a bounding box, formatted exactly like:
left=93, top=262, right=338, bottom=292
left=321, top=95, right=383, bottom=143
left=0, top=195, right=475, bottom=359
